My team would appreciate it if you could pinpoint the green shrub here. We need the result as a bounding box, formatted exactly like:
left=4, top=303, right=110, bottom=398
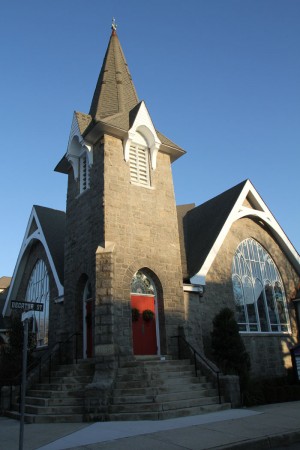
left=211, top=307, right=251, bottom=391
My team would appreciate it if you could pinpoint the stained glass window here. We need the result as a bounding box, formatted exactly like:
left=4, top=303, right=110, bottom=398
left=232, top=238, right=290, bottom=333
left=131, top=271, right=155, bottom=295
left=25, top=259, right=50, bottom=346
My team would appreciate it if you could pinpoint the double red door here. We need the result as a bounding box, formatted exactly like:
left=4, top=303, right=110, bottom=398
left=131, top=294, right=157, bottom=355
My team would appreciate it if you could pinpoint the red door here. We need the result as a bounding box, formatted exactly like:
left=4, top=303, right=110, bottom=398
left=85, top=300, right=93, bottom=358
left=131, top=294, right=157, bottom=355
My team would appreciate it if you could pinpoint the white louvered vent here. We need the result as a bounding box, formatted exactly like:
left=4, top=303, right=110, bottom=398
left=129, top=143, right=150, bottom=186
left=80, top=153, right=90, bottom=192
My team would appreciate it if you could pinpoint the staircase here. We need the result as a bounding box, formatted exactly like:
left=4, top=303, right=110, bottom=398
left=108, top=356, right=231, bottom=420
left=6, top=360, right=94, bottom=424
left=6, top=356, right=230, bottom=423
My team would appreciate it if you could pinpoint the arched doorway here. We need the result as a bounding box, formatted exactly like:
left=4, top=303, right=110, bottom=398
left=82, top=281, right=93, bottom=358
left=131, top=270, right=160, bottom=355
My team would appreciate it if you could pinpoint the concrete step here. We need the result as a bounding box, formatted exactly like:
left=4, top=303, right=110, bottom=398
left=26, top=389, right=85, bottom=398
left=33, top=383, right=87, bottom=391
left=41, top=375, right=92, bottom=384
left=114, top=375, right=201, bottom=389
left=109, top=395, right=222, bottom=414
left=108, top=402, right=231, bottom=421
left=120, top=358, right=190, bottom=368
left=111, top=387, right=218, bottom=404
left=6, top=410, right=85, bottom=424
left=24, top=404, right=85, bottom=415
left=23, top=396, right=84, bottom=407
left=117, top=363, right=193, bottom=375
left=112, top=381, right=213, bottom=397
left=52, top=366, right=94, bottom=377
left=116, top=369, right=194, bottom=382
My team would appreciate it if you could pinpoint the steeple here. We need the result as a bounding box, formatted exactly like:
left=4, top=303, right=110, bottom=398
left=89, top=21, right=139, bottom=121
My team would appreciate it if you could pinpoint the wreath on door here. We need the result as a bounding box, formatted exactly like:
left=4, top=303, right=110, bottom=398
left=142, top=309, right=154, bottom=322
left=131, top=308, right=140, bottom=322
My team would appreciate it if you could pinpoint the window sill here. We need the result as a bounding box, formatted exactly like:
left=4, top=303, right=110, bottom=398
left=240, top=331, right=291, bottom=336
left=130, top=181, right=154, bottom=190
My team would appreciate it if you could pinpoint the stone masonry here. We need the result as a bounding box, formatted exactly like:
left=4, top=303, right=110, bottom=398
left=201, top=216, right=299, bottom=378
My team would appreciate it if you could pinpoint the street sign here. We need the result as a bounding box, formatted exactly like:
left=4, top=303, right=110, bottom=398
left=11, top=301, right=44, bottom=312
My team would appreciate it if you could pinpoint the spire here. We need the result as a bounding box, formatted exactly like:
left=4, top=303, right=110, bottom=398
left=89, top=22, right=139, bottom=120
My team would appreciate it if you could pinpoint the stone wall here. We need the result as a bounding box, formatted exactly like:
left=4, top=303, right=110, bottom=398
left=101, top=134, right=184, bottom=357
left=200, top=216, right=299, bottom=378
left=63, top=137, right=105, bottom=348
left=63, top=132, right=184, bottom=360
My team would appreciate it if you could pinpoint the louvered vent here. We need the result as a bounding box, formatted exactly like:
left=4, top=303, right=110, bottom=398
left=129, top=144, right=150, bottom=186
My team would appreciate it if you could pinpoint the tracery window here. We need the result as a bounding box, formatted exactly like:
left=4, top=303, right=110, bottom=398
left=232, top=238, right=290, bottom=333
left=25, top=259, right=50, bottom=346
left=131, top=270, right=155, bottom=295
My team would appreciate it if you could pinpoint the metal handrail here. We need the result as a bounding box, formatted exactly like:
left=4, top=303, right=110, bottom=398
left=0, top=332, right=81, bottom=393
left=172, top=335, right=222, bottom=404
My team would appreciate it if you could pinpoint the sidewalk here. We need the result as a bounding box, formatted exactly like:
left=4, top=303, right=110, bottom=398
left=1, top=401, right=300, bottom=450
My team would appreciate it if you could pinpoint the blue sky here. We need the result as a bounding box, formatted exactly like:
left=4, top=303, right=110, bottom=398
left=1, top=0, right=299, bottom=277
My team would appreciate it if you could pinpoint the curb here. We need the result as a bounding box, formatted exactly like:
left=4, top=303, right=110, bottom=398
left=219, top=430, right=300, bottom=449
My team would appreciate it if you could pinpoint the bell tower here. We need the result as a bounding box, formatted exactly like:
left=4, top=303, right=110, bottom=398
left=55, top=22, right=186, bottom=366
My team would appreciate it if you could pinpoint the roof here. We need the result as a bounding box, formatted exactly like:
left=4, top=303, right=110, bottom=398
left=0, top=276, right=11, bottom=290
left=89, top=29, right=139, bottom=121
left=3, top=206, right=66, bottom=317
left=182, top=180, right=248, bottom=279
left=34, top=206, right=66, bottom=285
left=177, top=204, right=195, bottom=280
left=81, top=29, right=185, bottom=158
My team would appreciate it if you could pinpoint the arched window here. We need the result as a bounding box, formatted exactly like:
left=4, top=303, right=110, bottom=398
left=25, top=260, right=50, bottom=346
left=131, top=270, right=155, bottom=295
left=232, top=238, right=290, bottom=333
left=129, top=132, right=151, bottom=187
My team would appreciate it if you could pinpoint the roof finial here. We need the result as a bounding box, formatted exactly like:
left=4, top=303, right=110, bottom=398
left=111, top=17, right=117, bottom=34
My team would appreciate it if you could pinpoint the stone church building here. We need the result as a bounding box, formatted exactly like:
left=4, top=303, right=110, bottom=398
left=3, top=26, right=300, bottom=387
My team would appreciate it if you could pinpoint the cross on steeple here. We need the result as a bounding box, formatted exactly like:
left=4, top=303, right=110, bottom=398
left=111, top=17, right=117, bottom=34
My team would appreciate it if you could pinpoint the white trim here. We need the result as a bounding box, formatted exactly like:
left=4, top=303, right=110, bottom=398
left=3, top=207, right=64, bottom=316
left=66, top=113, right=93, bottom=181
left=190, top=180, right=300, bottom=285
left=124, top=101, right=161, bottom=170
left=183, top=284, right=204, bottom=295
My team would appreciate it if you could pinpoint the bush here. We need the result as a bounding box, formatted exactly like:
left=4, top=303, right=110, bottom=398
left=211, top=307, right=251, bottom=391
left=0, top=316, right=36, bottom=384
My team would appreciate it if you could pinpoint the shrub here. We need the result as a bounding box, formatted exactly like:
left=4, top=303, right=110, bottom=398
left=211, top=307, right=251, bottom=390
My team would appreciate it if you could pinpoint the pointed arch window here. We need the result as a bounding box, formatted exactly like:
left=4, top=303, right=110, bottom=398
left=232, top=238, right=290, bottom=333
left=25, top=260, right=50, bottom=347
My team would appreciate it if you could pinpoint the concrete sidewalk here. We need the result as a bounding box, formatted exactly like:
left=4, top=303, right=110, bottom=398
left=1, top=401, right=300, bottom=450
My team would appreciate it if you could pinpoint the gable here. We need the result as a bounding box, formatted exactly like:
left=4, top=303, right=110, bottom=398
left=184, top=179, right=300, bottom=285
left=3, top=206, right=65, bottom=316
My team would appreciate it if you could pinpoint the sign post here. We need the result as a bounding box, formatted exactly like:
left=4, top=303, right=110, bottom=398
left=19, top=315, right=29, bottom=450
left=10, top=301, right=43, bottom=450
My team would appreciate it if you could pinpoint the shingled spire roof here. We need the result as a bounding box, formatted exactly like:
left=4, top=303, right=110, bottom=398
left=89, top=24, right=139, bottom=121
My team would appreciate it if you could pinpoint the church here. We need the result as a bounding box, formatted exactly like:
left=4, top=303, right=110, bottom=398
left=3, top=23, right=300, bottom=395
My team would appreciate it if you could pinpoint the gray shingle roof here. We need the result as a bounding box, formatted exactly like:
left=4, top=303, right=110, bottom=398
left=89, top=30, right=139, bottom=121
left=34, top=206, right=66, bottom=285
left=182, top=180, right=248, bottom=279
left=177, top=204, right=195, bottom=280
left=0, top=277, right=11, bottom=290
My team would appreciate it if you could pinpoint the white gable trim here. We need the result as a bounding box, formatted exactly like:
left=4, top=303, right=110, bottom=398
left=66, top=113, right=93, bottom=180
left=190, top=180, right=300, bottom=285
left=3, top=207, right=64, bottom=316
left=124, top=101, right=161, bottom=170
